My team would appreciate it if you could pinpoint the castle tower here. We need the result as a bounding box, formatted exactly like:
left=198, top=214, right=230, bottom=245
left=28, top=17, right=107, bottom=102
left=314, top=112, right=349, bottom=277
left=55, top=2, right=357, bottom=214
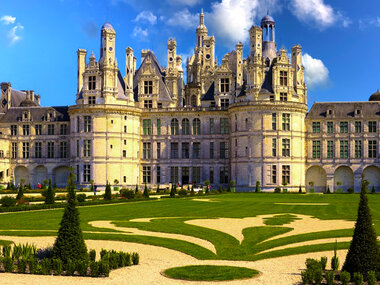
left=167, top=39, right=177, bottom=69
left=100, top=23, right=116, bottom=66
left=260, top=13, right=277, bottom=61
left=125, top=47, right=135, bottom=102
left=249, top=26, right=262, bottom=58
left=196, top=9, right=208, bottom=48
left=77, top=49, right=87, bottom=96
left=236, top=42, right=243, bottom=88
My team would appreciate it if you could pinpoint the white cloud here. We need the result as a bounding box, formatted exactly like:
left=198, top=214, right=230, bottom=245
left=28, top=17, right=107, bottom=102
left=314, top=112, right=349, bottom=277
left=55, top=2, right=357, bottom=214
left=134, top=11, right=157, bottom=25
left=0, top=15, right=16, bottom=25
left=8, top=23, right=24, bottom=45
left=359, top=17, right=380, bottom=29
left=166, top=9, right=199, bottom=30
left=206, top=0, right=280, bottom=47
left=133, top=26, right=148, bottom=40
left=290, top=0, right=350, bottom=28
left=167, top=0, right=202, bottom=6
left=302, top=53, right=329, bottom=88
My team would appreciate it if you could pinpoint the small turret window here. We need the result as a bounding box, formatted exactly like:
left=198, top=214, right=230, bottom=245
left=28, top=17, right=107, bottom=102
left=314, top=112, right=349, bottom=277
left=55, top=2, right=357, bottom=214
left=280, top=71, right=288, bottom=86
left=88, top=76, right=96, bottom=90
left=144, top=80, right=153, bottom=94
left=280, top=92, right=288, bottom=102
left=220, top=78, right=230, bottom=93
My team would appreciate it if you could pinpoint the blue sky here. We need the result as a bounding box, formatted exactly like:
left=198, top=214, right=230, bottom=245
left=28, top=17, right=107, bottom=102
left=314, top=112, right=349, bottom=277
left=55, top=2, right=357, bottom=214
left=0, top=0, right=379, bottom=108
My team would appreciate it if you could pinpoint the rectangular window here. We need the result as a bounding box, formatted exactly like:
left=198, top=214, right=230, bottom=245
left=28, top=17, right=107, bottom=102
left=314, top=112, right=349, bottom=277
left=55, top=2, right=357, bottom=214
left=170, top=142, right=178, bottom=159
left=355, top=140, right=362, bottom=159
left=327, top=122, right=333, bottom=134
left=220, top=78, right=230, bottom=93
left=220, top=118, right=229, bottom=134
left=157, top=142, right=161, bottom=159
left=182, top=142, right=189, bottom=159
left=271, top=165, right=277, bottom=184
left=327, top=140, right=334, bottom=159
left=282, top=139, right=290, bottom=157
left=312, top=122, right=320, bottom=133
left=144, top=81, right=153, bottom=94
left=220, top=141, right=229, bottom=159
left=47, top=142, right=54, bottom=158
left=84, top=116, right=92, bottom=132
left=220, top=99, right=229, bottom=107
left=35, top=124, right=42, bottom=135
left=272, top=138, right=277, bottom=157
left=143, top=166, right=151, bottom=183
left=22, top=142, right=30, bottom=159
left=282, top=113, right=290, bottom=131
left=280, top=92, right=288, bottom=102
left=272, top=113, right=277, bottom=130
left=209, top=167, right=214, bottom=184
left=156, top=166, right=161, bottom=184
left=143, top=119, right=152, bottom=135
left=88, top=96, right=96, bottom=105
left=11, top=125, right=17, bottom=136
left=76, top=140, right=80, bottom=157
left=210, top=142, right=214, bottom=159
left=340, top=140, right=349, bottom=158
left=144, top=100, right=153, bottom=109
left=11, top=142, right=17, bottom=159
left=83, top=164, right=91, bottom=182
left=123, top=150, right=126, bottom=158
left=193, top=142, right=200, bottom=159
left=368, top=140, right=377, bottom=158
left=340, top=122, right=348, bottom=133
left=60, top=124, right=68, bottom=135
left=282, top=165, right=290, bottom=184
left=355, top=121, right=362, bottom=133
left=157, top=103, right=162, bottom=109
left=22, top=125, right=30, bottom=136
left=47, top=124, right=55, bottom=135
left=124, top=126, right=127, bottom=133
left=170, top=167, right=179, bottom=183
left=312, top=140, right=321, bottom=159
left=143, top=142, right=151, bottom=159
left=35, top=142, right=42, bottom=158
left=60, top=141, right=68, bottom=158
left=76, top=165, right=80, bottom=183
left=83, top=140, right=91, bottom=157
left=192, top=167, right=201, bottom=184
left=193, top=119, right=201, bottom=135
left=369, top=121, right=377, bottom=133
left=210, top=118, right=214, bottom=134
left=157, top=119, right=161, bottom=135
left=219, top=166, right=229, bottom=184
left=76, top=117, right=80, bottom=133
left=280, top=71, right=288, bottom=86
left=88, top=76, right=96, bottom=90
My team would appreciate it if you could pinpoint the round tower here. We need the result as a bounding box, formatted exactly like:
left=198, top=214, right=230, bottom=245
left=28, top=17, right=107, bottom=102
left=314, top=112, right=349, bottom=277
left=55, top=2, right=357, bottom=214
left=260, top=12, right=277, bottom=61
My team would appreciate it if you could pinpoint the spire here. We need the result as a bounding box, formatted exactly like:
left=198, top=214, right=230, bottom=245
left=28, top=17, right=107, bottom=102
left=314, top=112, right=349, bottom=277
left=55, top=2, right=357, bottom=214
left=200, top=9, right=204, bottom=26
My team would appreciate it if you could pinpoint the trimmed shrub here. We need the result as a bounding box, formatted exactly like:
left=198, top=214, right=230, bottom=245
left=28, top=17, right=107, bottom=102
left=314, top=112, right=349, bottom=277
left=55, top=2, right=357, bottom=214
left=170, top=185, right=176, bottom=198
left=40, top=258, right=51, bottom=275
left=104, top=182, right=112, bottom=200
left=299, top=186, right=302, bottom=193
left=340, top=271, right=351, bottom=285
left=90, top=261, right=99, bottom=277
left=77, top=260, right=88, bottom=276
left=99, top=260, right=110, bottom=277
left=331, top=241, right=340, bottom=271
left=45, top=179, right=55, bottom=204
left=28, top=257, right=37, bottom=274
left=77, top=193, right=86, bottom=203
left=16, top=184, right=24, bottom=200
left=120, top=189, right=135, bottom=199
left=367, top=271, right=376, bottom=285
left=313, top=267, right=323, bottom=284
left=255, top=181, right=261, bottom=193
left=301, top=269, right=313, bottom=284
left=325, top=270, right=335, bottom=285
left=52, top=170, right=88, bottom=264
left=178, top=188, right=187, bottom=197
left=347, top=187, right=354, bottom=194
left=306, top=258, right=321, bottom=270
left=0, top=196, right=16, bottom=207
left=190, top=185, right=195, bottom=196
left=326, top=186, right=331, bottom=194
left=274, top=187, right=281, bottom=193
left=89, top=249, right=96, bottom=262
left=143, top=184, right=149, bottom=198
left=320, top=256, right=327, bottom=270
left=342, top=179, right=380, bottom=277
left=132, top=252, right=139, bottom=265
left=17, top=258, right=27, bottom=273
left=65, top=259, right=75, bottom=275
left=52, top=258, right=63, bottom=275
left=371, top=186, right=376, bottom=194
left=282, top=188, right=288, bottom=193
left=4, top=257, right=13, bottom=272
left=100, top=249, right=108, bottom=259
left=353, top=272, right=363, bottom=285
left=3, top=244, right=11, bottom=257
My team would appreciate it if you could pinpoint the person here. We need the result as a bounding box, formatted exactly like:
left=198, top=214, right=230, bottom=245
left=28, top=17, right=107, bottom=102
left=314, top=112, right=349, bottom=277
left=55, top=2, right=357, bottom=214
left=37, top=183, right=41, bottom=189
left=94, top=184, right=97, bottom=195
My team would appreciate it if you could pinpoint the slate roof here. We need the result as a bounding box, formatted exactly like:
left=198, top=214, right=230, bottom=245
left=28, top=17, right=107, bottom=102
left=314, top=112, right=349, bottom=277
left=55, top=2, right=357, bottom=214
left=307, top=102, right=380, bottom=119
left=0, top=106, right=69, bottom=123
left=237, top=80, right=247, bottom=97
left=201, top=82, right=215, bottom=101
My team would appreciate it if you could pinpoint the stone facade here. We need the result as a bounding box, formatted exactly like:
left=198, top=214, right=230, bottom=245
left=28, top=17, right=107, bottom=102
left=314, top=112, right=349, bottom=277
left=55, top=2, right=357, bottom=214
left=0, top=12, right=378, bottom=191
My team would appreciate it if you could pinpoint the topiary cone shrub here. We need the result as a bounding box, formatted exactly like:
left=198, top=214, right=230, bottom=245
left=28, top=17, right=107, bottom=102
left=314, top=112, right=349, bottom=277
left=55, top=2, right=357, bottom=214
left=45, top=179, right=55, bottom=204
left=143, top=183, right=149, bottom=198
left=52, top=170, right=88, bottom=264
left=104, top=182, right=112, bottom=200
left=342, top=179, right=380, bottom=279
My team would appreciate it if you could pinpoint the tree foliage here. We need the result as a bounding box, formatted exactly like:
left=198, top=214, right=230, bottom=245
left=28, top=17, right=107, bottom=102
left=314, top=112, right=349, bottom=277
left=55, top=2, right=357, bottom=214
left=52, top=170, right=88, bottom=264
left=104, top=182, right=112, bottom=200
left=143, top=184, right=149, bottom=198
left=45, top=179, right=55, bottom=204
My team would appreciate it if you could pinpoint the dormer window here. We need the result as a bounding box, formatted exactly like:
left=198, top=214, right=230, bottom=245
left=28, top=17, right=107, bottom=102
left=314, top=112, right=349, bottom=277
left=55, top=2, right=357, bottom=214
left=144, top=81, right=153, bottom=94
left=220, top=78, right=229, bottom=93
left=327, top=109, right=333, bottom=116
left=88, top=96, right=96, bottom=105
left=144, top=100, right=152, bottom=109
left=280, top=71, right=288, bottom=86
left=221, top=98, right=229, bottom=107
left=88, top=76, right=96, bottom=90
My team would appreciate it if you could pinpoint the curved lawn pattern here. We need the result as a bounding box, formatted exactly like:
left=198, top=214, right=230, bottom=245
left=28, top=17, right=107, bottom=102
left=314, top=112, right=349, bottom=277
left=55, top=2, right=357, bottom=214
left=0, top=193, right=379, bottom=262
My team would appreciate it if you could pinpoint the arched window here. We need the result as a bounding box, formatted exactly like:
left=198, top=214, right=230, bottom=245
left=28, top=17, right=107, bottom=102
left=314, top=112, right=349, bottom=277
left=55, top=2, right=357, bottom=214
left=193, top=118, right=201, bottom=135
left=182, top=118, right=190, bottom=135
left=191, top=95, right=197, bottom=107
left=171, top=118, right=179, bottom=135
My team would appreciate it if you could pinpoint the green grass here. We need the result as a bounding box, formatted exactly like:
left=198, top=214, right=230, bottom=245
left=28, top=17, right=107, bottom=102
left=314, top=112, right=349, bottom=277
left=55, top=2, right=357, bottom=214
left=0, top=193, right=378, bottom=262
left=163, top=265, right=259, bottom=281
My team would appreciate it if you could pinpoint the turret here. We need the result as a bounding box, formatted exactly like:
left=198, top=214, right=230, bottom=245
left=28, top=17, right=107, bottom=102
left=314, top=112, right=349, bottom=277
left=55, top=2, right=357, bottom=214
left=100, top=22, right=116, bottom=66
left=0, top=82, right=11, bottom=110
left=77, top=49, right=87, bottom=95
left=249, top=26, right=262, bottom=58
left=196, top=9, right=208, bottom=48
left=236, top=42, right=243, bottom=88
left=125, top=47, right=135, bottom=102
left=260, top=13, right=276, bottom=61
left=167, top=39, right=177, bottom=69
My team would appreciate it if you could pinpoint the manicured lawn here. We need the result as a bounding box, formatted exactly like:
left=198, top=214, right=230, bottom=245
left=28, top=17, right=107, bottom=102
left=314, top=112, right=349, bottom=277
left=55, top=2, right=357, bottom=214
left=163, top=265, right=259, bottom=281
left=0, top=193, right=378, bottom=261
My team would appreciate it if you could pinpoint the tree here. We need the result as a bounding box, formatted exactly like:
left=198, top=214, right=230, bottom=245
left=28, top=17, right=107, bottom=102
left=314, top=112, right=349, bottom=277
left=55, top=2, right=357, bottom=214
left=156, top=184, right=160, bottom=193
left=143, top=183, right=149, bottom=198
left=45, top=179, right=55, bottom=204
left=204, top=180, right=210, bottom=194
left=52, top=170, right=88, bottom=264
left=104, top=182, right=112, bottom=200
left=255, top=181, right=261, bottom=193
left=16, top=184, right=24, bottom=200
left=342, top=179, right=380, bottom=278
left=170, top=184, right=176, bottom=198
left=135, top=184, right=139, bottom=194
